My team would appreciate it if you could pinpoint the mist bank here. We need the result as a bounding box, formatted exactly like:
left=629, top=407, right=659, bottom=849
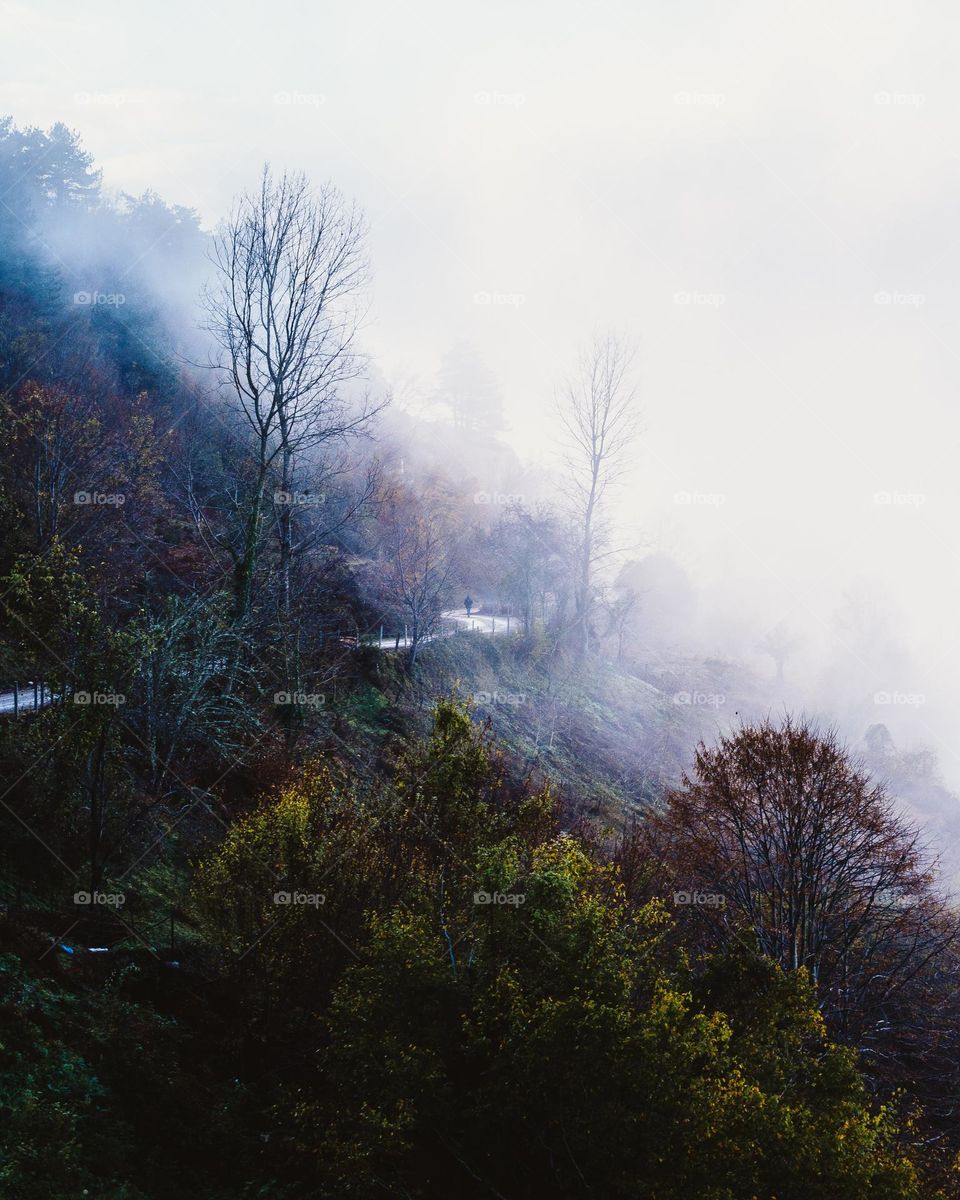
left=3, top=113, right=955, bottom=844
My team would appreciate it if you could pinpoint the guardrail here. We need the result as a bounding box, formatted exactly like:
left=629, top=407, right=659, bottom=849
left=0, top=682, right=53, bottom=718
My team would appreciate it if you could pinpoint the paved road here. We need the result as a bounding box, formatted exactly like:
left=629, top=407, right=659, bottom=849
left=371, top=608, right=513, bottom=650
left=0, top=610, right=511, bottom=712
left=445, top=609, right=511, bottom=636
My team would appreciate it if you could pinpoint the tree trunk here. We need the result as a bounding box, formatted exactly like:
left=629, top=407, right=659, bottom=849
left=277, top=444, right=294, bottom=618
left=234, top=471, right=268, bottom=621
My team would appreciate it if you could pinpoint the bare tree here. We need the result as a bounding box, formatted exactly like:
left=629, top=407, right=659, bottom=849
left=557, top=334, right=639, bottom=658
left=9, top=384, right=95, bottom=548
left=205, top=166, right=381, bottom=619
left=760, top=621, right=801, bottom=682
left=600, top=582, right=640, bottom=665
left=495, top=503, right=565, bottom=638
left=378, top=488, right=457, bottom=668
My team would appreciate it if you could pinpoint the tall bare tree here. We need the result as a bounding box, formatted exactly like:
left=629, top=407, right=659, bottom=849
left=205, top=166, right=379, bottom=619
left=378, top=487, right=457, bottom=668
left=557, top=334, right=639, bottom=658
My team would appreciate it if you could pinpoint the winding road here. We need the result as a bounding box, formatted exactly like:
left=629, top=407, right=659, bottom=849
left=371, top=607, right=510, bottom=649
left=0, top=608, right=509, bottom=715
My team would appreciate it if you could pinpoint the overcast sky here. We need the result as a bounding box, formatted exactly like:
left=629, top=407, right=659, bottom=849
left=3, top=0, right=960, bottom=770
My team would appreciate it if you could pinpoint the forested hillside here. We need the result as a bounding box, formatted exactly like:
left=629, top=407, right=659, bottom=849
left=2, top=119, right=960, bottom=1199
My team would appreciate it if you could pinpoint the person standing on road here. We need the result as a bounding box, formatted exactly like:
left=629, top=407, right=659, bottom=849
left=464, top=595, right=474, bottom=617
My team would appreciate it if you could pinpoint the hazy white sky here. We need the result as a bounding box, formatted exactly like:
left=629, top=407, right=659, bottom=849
left=3, top=0, right=960, bottom=767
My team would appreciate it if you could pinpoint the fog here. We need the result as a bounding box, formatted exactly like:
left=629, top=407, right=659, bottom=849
left=3, top=0, right=958, bottom=790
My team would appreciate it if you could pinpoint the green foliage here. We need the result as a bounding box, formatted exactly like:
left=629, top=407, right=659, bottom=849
left=0, top=950, right=248, bottom=1200
left=310, top=835, right=924, bottom=1199
left=0, top=539, right=93, bottom=672
left=0, top=671, right=950, bottom=1200
left=0, top=956, right=106, bottom=1199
